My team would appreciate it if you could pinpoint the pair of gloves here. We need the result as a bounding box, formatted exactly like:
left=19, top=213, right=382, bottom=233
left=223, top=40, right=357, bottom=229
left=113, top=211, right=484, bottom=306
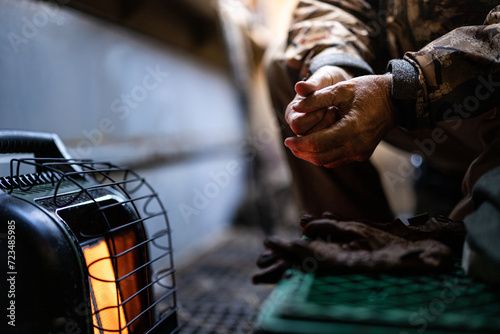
left=253, top=212, right=466, bottom=284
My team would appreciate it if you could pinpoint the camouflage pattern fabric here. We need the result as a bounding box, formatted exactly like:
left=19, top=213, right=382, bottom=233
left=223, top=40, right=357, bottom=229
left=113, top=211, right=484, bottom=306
left=265, top=0, right=500, bottom=222
left=284, top=0, right=500, bottom=128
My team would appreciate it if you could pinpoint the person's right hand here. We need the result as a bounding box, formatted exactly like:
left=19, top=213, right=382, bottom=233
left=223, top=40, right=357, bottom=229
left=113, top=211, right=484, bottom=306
left=284, top=74, right=397, bottom=168
left=286, top=66, right=353, bottom=136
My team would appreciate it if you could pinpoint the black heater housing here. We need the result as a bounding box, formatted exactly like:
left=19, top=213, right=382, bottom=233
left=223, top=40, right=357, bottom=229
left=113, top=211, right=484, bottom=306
left=0, top=130, right=178, bottom=334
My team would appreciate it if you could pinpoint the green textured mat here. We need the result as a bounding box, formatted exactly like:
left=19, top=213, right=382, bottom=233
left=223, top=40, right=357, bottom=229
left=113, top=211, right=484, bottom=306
left=254, top=267, right=500, bottom=334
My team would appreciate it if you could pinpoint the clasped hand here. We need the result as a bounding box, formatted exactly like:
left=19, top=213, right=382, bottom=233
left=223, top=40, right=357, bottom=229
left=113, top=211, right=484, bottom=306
left=284, top=66, right=398, bottom=168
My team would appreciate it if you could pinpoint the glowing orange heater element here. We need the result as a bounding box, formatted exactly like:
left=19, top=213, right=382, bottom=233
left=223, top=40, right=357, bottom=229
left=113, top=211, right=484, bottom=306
left=84, top=240, right=129, bottom=334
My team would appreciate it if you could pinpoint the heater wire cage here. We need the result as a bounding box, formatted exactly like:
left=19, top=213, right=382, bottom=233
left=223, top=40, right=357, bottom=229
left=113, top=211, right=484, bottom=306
left=2, top=158, right=179, bottom=334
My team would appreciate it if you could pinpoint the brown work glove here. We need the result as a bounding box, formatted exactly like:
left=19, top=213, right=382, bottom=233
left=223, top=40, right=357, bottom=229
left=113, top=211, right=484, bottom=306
left=319, top=211, right=466, bottom=256
left=253, top=215, right=314, bottom=284
left=253, top=213, right=459, bottom=284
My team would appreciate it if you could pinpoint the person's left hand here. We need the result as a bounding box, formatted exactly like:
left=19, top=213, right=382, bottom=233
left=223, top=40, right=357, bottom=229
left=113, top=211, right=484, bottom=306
left=285, top=74, right=397, bottom=168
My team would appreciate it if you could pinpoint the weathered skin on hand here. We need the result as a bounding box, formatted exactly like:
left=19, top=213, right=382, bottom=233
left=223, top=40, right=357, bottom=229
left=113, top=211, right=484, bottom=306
left=284, top=74, right=397, bottom=168
left=285, top=66, right=352, bottom=136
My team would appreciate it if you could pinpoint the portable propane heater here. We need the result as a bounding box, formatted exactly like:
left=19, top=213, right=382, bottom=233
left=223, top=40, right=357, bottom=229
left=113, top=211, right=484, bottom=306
left=0, top=130, right=179, bottom=334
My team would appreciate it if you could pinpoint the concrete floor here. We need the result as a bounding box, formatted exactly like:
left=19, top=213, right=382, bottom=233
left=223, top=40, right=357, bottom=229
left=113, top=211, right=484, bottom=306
left=176, top=226, right=275, bottom=334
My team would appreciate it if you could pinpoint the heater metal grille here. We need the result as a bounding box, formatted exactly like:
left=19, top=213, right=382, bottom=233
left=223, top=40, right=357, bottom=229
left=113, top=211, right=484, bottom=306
left=2, top=158, right=179, bottom=334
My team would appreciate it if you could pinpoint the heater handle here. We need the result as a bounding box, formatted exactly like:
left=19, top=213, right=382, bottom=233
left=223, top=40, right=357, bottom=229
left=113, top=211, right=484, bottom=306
left=0, top=130, right=71, bottom=159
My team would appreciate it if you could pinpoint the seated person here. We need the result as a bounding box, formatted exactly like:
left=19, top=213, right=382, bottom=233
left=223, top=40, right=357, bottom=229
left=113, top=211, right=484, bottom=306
left=254, top=1, right=500, bottom=284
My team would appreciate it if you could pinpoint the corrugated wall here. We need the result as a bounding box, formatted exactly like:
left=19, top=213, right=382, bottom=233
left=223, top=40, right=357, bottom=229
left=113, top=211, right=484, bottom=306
left=0, top=0, right=249, bottom=265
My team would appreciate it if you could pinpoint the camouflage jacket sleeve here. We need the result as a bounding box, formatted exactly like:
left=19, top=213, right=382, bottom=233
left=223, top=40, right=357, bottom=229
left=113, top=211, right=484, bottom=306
left=284, top=0, right=381, bottom=82
left=389, top=5, right=500, bottom=130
